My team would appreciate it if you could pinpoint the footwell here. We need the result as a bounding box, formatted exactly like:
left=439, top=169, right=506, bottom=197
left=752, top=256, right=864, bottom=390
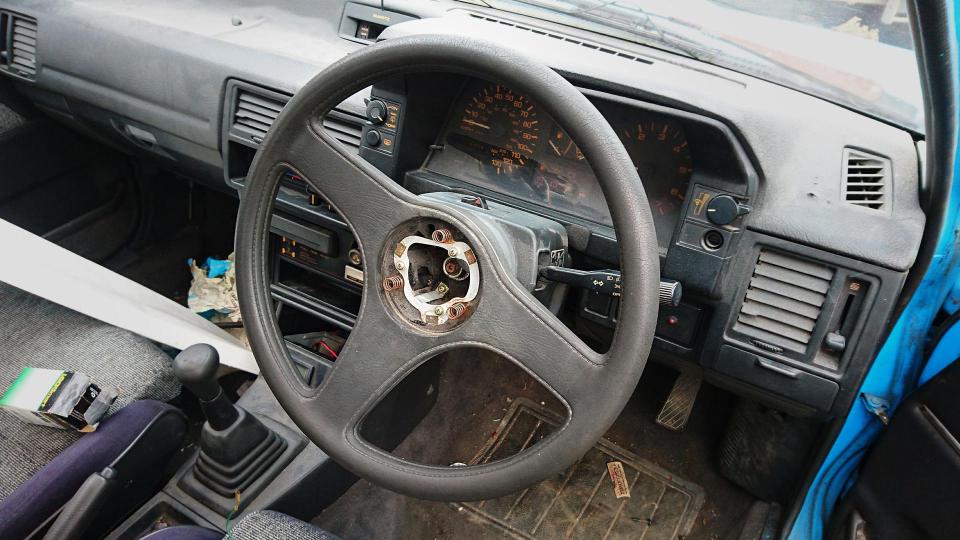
left=461, top=399, right=704, bottom=539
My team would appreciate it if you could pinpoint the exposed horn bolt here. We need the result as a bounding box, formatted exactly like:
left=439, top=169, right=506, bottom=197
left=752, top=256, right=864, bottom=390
left=442, top=257, right=467, bottom=280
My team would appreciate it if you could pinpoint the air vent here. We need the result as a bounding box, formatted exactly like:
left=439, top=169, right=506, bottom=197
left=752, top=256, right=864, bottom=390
left=842, top=148, right=889, bottom=210
left=465, top=12, right=653, bottom=67
left=733, top=250, right=835, bottom=355
left=0, top=12, right=37, bottom=80
left=233, top=89, right=284, bottom=144
left=322, top=109, right=364, bottom=150
left=229, top=84, right=364, bottom=151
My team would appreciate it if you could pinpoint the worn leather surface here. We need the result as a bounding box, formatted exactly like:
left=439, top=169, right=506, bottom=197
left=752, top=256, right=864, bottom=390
left=235, top=35, right=660, bottom=501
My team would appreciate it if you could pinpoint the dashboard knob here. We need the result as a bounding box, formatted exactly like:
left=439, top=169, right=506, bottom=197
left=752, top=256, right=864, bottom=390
left=706, top=194, right=750, bottom=226
left=364, top=129, right=382, bottom=147
left=365, top=99, right=388, bottom=124
left=659, top=279, right=682, bottom=307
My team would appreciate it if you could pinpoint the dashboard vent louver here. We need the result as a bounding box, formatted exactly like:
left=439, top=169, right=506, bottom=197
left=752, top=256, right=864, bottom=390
left=465, top=12, right=653, bottom=66
left=0, top=12, right=38, bottom=80
left=322, top=109, right=364, bottom=150
left=842, top=148, right=889, bottom=210
left=233, top=89, right=284, bottom=144
left=734, top=250, right=834, bottom=355
left=10, top=16, right=37, bottom=78
left=229, top=84, right=364, bottom=152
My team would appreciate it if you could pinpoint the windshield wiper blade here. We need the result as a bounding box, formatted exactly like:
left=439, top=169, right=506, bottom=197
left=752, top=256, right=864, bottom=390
left=573, top=2, right=723, bottom=60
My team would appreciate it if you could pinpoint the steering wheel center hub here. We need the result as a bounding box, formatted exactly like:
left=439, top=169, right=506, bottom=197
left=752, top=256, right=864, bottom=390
left=381, top=220, right=480, bottom=330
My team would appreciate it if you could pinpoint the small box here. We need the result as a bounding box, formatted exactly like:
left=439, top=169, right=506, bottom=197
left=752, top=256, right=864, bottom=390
left=0, top=368, right=111, bottom=432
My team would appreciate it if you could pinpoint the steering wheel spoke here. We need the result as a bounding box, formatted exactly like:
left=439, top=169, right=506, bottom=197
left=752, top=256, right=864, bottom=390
left=308, top=307, right=434, bottom=438
left=272, top=121, right=416, bottom=250
left=465, top=283, right=601, bottom=409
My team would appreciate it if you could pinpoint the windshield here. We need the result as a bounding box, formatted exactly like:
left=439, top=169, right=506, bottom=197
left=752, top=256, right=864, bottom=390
left=477, top=0, right=923, bottom=133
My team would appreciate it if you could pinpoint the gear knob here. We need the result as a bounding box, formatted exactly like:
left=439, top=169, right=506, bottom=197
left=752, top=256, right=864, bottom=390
left=174, top=344, right=223, bottom=401
left=174, top=344, right=238, bottom=430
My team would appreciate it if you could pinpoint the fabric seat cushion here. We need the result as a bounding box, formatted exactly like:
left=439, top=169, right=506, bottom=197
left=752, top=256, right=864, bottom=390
left=0, top=400, right=182, bottom=539
left=0, top=282, right=180, bottom=499
left=230, top=511, right=341, bottom=540
left=140, top=511, right=341, bottom=540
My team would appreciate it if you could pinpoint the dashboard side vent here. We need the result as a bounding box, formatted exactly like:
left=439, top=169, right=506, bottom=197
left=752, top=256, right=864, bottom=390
left=322, top=109, right=364, bottom=150
left=233, top=89, right=284, bottom=144
left=0, top=12, right=38, bottom=80
left=842, top=148, right=889, bottom=210
left=229, top=83, right=364, bottom=152
left=733, top=250, right=834, bottom=355
left=10, top=15, right=37, bottom=78
left=465, top=12, right=653, bottom=66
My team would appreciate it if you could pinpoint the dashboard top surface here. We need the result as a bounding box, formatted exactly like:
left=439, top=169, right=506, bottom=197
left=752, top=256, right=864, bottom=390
left=0, top=0, right=926, bottom=271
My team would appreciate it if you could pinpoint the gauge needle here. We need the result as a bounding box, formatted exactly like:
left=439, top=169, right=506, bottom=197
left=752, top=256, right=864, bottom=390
left=548, top=140, right=562, bottom=156
left=462, top=119, right=491, bottom=130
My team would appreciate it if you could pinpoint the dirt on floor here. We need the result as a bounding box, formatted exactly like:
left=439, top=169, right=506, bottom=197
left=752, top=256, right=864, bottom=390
left=314, top=351, right=755, bottom=540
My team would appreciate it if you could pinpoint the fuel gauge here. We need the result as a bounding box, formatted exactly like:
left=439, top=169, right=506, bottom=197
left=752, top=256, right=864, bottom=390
left=547, top=127, right=585, bottom=162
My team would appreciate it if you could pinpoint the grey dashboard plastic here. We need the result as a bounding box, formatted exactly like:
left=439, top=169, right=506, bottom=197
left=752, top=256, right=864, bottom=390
left=0, top=0, right=924, bottom=271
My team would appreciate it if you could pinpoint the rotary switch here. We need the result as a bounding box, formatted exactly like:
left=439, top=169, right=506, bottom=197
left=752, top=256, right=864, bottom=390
left=365, top=99, right=387, bottom=125
left=705, top=195, right=751, bottom=226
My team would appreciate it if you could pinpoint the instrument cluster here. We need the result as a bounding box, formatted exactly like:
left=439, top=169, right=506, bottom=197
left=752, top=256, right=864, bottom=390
left=424, top=80, right=695, bottom=249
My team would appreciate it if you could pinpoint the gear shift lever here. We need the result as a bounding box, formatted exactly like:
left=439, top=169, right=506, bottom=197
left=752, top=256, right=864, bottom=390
left=173, top=344, right=287, bottom=502
left=173, top=344, right=238, bottom=430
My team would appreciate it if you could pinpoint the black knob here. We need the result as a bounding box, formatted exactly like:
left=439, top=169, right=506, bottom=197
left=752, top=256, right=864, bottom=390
left=364, top=129, right=382, bottom=147
left=823, top=331, right=847, bottom=353
left=174, top=344, right=238, bottom=431
left=365, top=99, right=387, bottom=124
left=706, top=195, right=750, bottom=226
left=174, top=344, right=221, bottom=401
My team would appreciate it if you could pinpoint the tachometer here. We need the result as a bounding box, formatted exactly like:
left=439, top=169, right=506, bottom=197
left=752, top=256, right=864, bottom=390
left=618, top=118, right=693, bottom=246
left=457, top=84, right=541, bottom=174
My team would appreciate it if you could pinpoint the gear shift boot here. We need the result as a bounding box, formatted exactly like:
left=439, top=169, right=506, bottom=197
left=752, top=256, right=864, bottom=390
left=193, top=407, right=288, bottom=497
left=173, top=344, right=303, bottom=514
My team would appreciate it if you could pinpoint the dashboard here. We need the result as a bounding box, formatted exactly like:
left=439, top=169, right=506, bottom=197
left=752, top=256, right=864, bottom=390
left=425, top=79, right=693, bottom=249
left=0, top=0, right=928, bottom=421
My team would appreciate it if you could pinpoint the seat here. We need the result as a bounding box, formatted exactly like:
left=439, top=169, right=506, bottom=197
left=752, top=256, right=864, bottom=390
left=0, top=400, right=187, bottom=538
left=0, top=282, right=181, bottom=498
left=143, top=510, right=341, bottom=540
left=0, top=282, right=182, bottom=497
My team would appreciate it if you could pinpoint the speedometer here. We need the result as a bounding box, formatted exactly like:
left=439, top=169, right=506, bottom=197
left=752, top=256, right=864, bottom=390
left=457, top=84, right=541, bottom=175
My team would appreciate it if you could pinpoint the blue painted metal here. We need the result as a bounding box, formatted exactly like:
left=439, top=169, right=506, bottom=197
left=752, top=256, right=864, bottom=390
left=919, top=316, right=960, bottom=385
left=944, top=273, right=960, bottom=314
left=787, top=3, right=960, bottom=537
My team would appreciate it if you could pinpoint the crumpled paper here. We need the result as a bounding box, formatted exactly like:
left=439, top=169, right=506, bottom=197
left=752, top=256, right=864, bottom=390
left=187, top=253, right=240, bottom=323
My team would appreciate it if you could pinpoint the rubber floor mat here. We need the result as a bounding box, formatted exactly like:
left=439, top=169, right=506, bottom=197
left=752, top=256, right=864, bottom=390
left=462, top=398, right=706, bottom=540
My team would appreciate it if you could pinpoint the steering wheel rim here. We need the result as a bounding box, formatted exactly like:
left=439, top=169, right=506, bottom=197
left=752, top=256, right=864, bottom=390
left=236, top=35, right=660, bottom=502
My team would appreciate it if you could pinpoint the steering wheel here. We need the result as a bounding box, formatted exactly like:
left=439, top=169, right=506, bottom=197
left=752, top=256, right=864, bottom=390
left=235, top=35, right=660, bottom=501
